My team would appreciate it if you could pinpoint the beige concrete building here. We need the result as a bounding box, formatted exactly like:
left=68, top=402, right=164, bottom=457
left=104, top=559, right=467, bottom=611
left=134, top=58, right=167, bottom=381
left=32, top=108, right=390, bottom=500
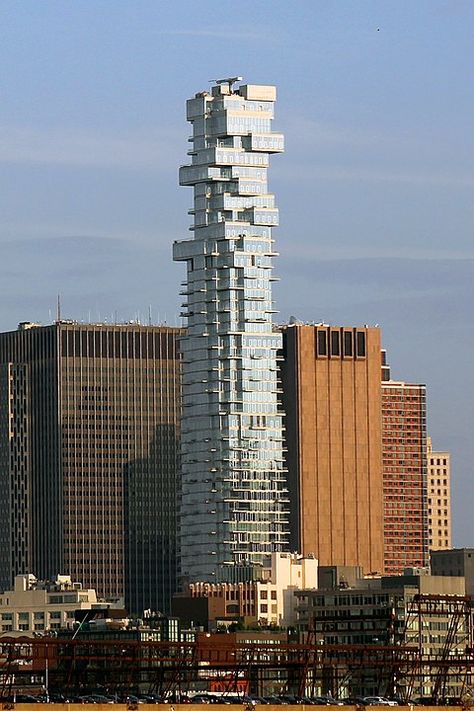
left=295, top=569, right=466, bottom=698
left=0, top=574, right=99, bottom=634
left=176, top=552, right=318, bottom=629
left=427, top=436, right=452, bottom=551
left=280, top=324, right=384, bottom=576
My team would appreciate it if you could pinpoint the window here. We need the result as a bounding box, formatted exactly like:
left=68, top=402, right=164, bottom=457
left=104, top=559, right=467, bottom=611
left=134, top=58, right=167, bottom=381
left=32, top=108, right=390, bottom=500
left=344, top=331, right=353, bottom=356
left=330, top=330, right=340, bottom=356
left=356, top=331, right=366, bottom=357
left=317, top=330, right=327, bottom=356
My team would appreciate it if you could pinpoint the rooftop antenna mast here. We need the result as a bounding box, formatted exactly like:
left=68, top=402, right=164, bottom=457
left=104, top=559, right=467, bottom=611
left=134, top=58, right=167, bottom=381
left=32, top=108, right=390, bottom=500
left=57, top=293, right=61, bottom=323
left=209, top=76, right=243, bottom=92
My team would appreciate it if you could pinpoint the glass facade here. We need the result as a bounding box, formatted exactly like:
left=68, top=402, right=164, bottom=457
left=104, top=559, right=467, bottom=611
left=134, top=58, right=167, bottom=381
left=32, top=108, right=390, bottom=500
left=174, top=79, right=288, bottom=582
left=0, top=323, right=182, bottom=614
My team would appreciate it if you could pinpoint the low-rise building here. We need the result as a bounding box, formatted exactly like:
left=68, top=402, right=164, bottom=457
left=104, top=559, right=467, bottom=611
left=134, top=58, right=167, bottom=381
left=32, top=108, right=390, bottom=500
left=173, top=553, right=318, bottom=630
left=431, top=548, right=474, bottom=595
left=295, top=568, right=466, bottom=698
left=0, top=574, right=99, bottom=634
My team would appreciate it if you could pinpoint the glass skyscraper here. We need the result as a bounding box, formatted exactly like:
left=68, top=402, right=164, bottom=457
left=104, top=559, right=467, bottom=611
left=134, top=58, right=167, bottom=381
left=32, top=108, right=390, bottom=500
left=173, top=78, right=288, bottom=582
left=0, top=321, right=181, bottom=614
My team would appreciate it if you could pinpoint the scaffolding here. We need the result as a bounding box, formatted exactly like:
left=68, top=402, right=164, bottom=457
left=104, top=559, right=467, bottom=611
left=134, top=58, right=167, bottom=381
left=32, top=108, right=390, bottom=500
left=0, top=596, right=472, bottom=701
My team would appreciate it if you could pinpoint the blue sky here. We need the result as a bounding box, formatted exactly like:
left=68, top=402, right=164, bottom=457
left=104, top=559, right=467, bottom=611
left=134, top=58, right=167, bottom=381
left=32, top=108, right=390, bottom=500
left=1, top=1, right=473, bottom=542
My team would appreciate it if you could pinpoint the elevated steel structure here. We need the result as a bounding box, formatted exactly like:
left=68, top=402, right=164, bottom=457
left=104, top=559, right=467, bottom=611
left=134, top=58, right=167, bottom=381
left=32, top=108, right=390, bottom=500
left=0, top=598, right=473, bottom=700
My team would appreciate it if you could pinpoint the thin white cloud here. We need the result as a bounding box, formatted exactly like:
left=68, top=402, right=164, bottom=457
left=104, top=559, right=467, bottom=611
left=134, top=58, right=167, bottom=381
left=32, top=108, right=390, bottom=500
left=156, top=28, right=265, bottom=41
left=0, top=125, right=184, bottom=169
left=282, top=116, right=386, bottom=149
left=277, top=162, right=474, bottom=189
left=279, top=116, right=474, bottom=188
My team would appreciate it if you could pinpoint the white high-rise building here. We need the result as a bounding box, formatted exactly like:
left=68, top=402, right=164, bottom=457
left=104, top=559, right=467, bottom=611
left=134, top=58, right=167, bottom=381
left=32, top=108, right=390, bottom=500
left=173, top=78, right=288, bottom=582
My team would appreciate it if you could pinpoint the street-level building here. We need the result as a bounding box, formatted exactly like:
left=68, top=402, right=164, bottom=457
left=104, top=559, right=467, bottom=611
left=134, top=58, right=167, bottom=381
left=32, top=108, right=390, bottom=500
left=431, top=548, right=474, bottom=596
left=173, top=552, right=318, bottom=630
left=0, top=574, right=98, bottom=634
left=295, top=569, right=466, bottom=698
left=174, top=79, right=288, bottom=582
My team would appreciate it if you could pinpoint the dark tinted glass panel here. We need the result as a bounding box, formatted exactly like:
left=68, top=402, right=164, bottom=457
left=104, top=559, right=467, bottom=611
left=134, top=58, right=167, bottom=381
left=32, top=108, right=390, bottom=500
left=94, top=331, right=101, bottom=357
left=356, top=331, right=366, bottom=357
left=166, top=332, right=175, bottom=357
left=134, top=332, right=141, bottom=358
left=330, top=331, right=340, bottom=356
left=154, top=333, right=162, bottom=357
left=114, top=332, right=121, bottom=358
left=344, top=331, right=353, bottom=357
left=148, top=333, right=154, bottom=358
left=317, top=330, right=327, bottom=356
left=81, top=331, right=88, bottom=356
left=121, top=333, right=127, bottom=358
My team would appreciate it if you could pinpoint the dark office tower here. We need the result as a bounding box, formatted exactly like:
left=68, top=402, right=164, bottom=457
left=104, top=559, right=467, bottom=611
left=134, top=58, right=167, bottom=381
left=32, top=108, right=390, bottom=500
left=0, top=322, right=182, bottom=613
left=280, top=324, right=384, bottom=575
left=382, top=372, right=428, bottom=575
left=0, top=364, right=31, bottom=590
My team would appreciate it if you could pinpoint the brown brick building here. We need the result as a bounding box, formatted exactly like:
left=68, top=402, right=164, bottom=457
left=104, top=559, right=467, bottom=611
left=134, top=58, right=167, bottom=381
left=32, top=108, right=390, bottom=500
left=381, top=378, right=428, bottom=574
left=280, top=324, right=384, bottom=575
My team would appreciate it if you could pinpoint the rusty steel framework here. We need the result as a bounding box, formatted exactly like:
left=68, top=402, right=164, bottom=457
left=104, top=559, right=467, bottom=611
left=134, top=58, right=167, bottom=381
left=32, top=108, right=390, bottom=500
left=0, top=597, right=473, bottom=700
left=402, top=594, right=474, bottom=701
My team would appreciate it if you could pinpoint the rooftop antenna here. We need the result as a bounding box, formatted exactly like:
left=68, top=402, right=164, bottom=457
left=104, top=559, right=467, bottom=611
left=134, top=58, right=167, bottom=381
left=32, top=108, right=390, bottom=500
left=57, top=293, right=61, bottom=322
left=148, top=305, right=152, bottom=326
left=211, top=76, right=243, bottom=87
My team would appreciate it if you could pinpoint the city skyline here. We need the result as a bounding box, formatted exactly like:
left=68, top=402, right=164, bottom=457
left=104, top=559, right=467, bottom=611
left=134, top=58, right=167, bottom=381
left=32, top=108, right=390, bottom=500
left=0, top=1, right=473, bottom=544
